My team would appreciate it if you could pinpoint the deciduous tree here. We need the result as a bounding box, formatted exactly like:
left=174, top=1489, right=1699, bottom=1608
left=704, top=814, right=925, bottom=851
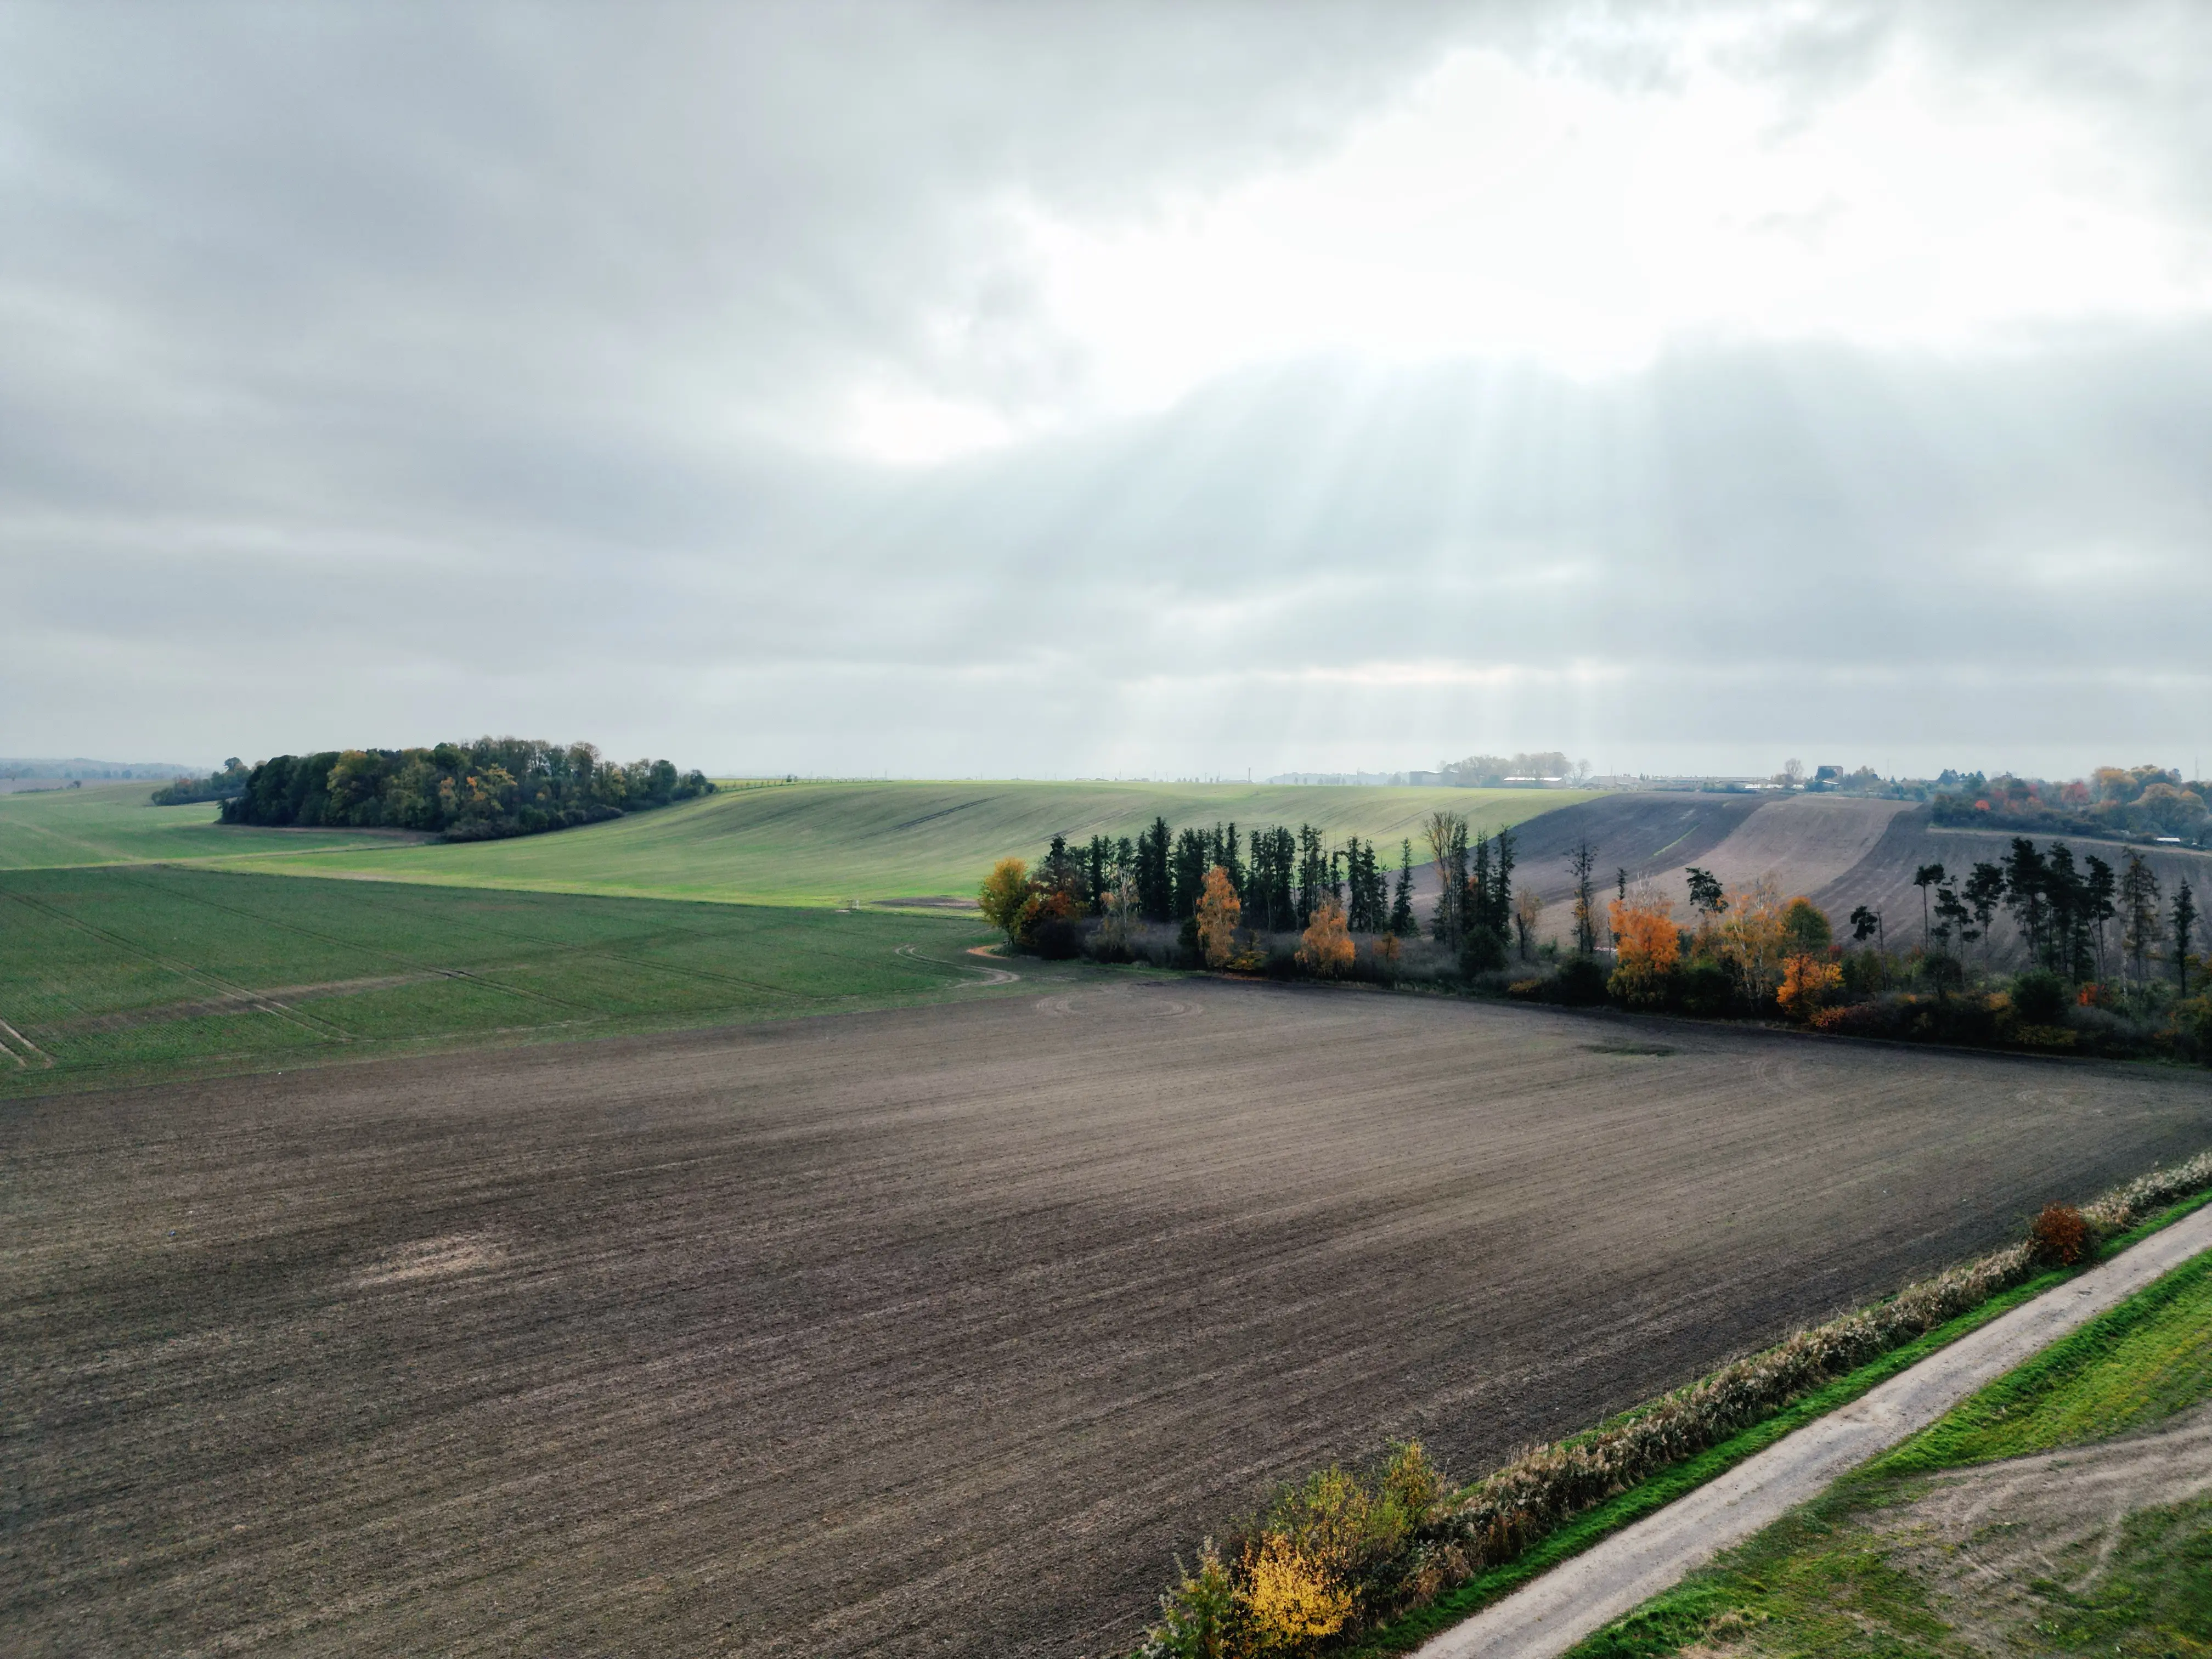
left=1296, top=900, right=1355, bottom=978
left=1196, top=865, right=1242, bottom=969
left=1606, top=888, right=1680, bottom=1007
left=977, top=857, right=1032, bottom=941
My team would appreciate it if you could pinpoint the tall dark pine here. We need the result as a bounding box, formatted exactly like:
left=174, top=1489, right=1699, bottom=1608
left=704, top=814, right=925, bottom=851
left=1567, top=839, right=1598, bottom=957
left=1389, top=841, right=1416, bottom=937
left=2002, top=839, right=2049, bottom=962
left=1171, top=827, right=1211, bottom=919
left=1137, top=817, right=1172, bottom=921
left=2176, top=881, right=2199, bottom=997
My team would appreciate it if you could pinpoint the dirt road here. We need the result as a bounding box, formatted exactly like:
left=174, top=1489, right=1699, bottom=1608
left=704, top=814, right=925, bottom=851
left=5, top=980, right=2208, bottom=1655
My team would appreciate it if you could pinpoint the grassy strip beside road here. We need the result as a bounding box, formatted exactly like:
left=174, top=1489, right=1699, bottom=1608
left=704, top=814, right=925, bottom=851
left=1571, top=1219, right=2212, bottom=1657
left=0, top=864, right=1014, bottom=1096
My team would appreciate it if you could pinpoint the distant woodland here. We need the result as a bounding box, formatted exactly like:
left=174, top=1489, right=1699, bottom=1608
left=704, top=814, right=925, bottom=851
left=218, top=738, right=714, bottom=840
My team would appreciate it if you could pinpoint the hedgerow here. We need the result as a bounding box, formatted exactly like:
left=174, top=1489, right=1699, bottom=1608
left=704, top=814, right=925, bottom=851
left=1135, top=1148, right=2212, bottom=1658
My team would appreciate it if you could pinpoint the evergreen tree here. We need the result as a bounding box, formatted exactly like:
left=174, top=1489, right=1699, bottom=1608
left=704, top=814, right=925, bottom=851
left=1171, top=827, right=1211, bottom=919
left=1295, top=824, right=1328, bottom=926
left=2120, top=850, right=2162, bottom=986
left=2175, top=881, right=2198, bottom=997
left=2084, top=854, right=2117, bottom=980
left=2002, top=839, right=2048, bottom=961
left=1389, top=840, right=1416, bottom=937
left=1567, top=839, right=1598, bottom=956
left=1137, top=817, right=1172, bottom=921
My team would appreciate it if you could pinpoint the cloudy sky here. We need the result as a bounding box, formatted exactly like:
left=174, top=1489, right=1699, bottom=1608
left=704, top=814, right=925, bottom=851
left=5, top=2, right=2209, bottom=779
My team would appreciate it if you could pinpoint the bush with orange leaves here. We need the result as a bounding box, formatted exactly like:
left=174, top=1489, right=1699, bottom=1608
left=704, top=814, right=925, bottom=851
left=1606, top=889, right=1680, bottom=1007
left=2029, top=1201, right=2089, bottom=1267
left=1296, top=900, right=1355, bottom=978
left=1197, top=866, right=1242, bottom=969
left=1777, top=953, right=1844, bottom=1022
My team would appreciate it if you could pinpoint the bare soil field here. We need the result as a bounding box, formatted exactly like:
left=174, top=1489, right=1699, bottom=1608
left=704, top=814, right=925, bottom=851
left=1810, top=810, right=2212, bottom=965
left=1436, top=793, right=2212, bottom=962
left=6, top=981, right=2210, bottom=1657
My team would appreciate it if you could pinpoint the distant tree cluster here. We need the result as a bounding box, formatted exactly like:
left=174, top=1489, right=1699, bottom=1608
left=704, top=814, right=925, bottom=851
left=985, top=812, right=1520, bottom=978
left=220, top=739, right=714, bottom=840
left=1437, top=751, right=1585, bottom=786
left=1510, top=832, right=2207, bottom=1063
left=150, top=758, right=251, bottom=805
left=1933, top=764, right=2209, bottom=844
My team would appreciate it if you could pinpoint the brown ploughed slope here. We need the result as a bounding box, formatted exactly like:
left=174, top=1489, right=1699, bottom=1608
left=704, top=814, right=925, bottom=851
left=1812, top=809, right=2212, bottom=965
left=6, top=983, right=2209, bottom=1656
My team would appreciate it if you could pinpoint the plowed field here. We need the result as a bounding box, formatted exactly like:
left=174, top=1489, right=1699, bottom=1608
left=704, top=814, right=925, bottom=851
left=8, top=982, right=2209, bottom=1656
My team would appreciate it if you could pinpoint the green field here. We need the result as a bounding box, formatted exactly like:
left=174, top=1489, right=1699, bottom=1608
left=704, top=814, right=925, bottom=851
left=0, top=864, right=1011, bottom=1096
left=1576, top=1243, right=2212, bottom=1657
left=0, top=782, right=414, bottom=870
left=2, top=779, right=1589, bottom=908
left=0, top=778, right=1584, bottom=1094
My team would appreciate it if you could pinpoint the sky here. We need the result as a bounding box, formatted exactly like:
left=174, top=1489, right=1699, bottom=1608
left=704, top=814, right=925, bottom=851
left=4, top=1, right=2210, bottom=781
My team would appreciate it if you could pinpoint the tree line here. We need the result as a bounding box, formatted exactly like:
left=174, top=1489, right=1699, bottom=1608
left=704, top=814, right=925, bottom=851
left=1886, top=837, right=2196, bottom=993
left=219, top=738, right=715, bottom=840
left=981, top=811, right=1520, bottom=974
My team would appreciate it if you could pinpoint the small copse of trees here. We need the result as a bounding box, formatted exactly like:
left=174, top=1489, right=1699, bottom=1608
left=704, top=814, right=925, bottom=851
left=219, top=739, right=714, bottom=841
left=980, top=816, right=1516, bottom=981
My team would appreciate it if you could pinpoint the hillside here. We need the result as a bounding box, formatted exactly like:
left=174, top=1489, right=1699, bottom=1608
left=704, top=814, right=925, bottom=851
left=1, top=778, right=1593, bottom=908
left=1486, top=792, right=2212, bottom=963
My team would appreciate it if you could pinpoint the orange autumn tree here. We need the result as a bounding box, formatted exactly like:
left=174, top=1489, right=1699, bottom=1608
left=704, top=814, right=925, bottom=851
left=1607, top=887, right=1681, bottom=1006
left=1196, top=865, right=1242, bottom=968
left=1297, top=899, right=1355, bottom=977
left=1776, top=896, right=1841, bottom=1020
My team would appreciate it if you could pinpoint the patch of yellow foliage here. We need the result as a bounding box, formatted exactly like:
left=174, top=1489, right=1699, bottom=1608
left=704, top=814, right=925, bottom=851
left=1239, top=1533, right=1352, bottom=1647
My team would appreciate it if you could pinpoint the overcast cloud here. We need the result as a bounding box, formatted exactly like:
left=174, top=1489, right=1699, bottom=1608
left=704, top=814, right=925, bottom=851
left=5, top=1, right=2210, bottom=778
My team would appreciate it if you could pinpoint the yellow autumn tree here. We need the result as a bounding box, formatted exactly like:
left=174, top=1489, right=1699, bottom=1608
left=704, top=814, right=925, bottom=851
left=1239, top=1533, right=1353, bottom=1648
left=1720, top=874, right=1788, bottom=1004
left=1606, top=888, right=1680, bottom=1006
left=1296, top=899, right=1355, bottom=978
left=976, top=857, right=1032, bottom=941
left=1197, top=865, right=1242, bottom=968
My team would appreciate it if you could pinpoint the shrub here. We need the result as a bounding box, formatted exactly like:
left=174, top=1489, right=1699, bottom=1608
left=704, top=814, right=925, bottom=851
left=1552, top=956, right=1611, bottom=1006
left=1776, top=954, right=1843, bottom=1022
left=2011, top=967, right=2070, bottom=1026
left=1150, top=1540, right=1241, bottom=1658
left=1239, top=1534, right=1352, bottom=1649
left=2029, top=1201, right=2089, bottom=1267
left=1677, top=957, right=1733, bottom=1016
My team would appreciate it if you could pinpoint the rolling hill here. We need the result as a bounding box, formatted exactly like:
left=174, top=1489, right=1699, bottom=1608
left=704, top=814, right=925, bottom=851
left=1, top=778, right=1594, bottom=909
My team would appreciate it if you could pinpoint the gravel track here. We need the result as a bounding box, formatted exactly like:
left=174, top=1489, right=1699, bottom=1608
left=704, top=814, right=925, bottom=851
left=5, top=981, right=2209, bottom=1656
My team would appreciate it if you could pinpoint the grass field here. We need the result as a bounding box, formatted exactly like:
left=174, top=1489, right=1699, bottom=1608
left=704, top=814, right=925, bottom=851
left=0, top=864, right=1012, bottom=1096
left=0, top=781, right=412, bottom=870
left=1576, top=1243, right=2212, bottom=1657
left=1, top=778, right=1590, bottom=908
left=9, top=984, right=2209, bottom=1656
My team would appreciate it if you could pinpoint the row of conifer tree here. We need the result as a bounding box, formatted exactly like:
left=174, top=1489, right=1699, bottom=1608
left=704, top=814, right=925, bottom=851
left=1028, top=815, right=1522, bottom=971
